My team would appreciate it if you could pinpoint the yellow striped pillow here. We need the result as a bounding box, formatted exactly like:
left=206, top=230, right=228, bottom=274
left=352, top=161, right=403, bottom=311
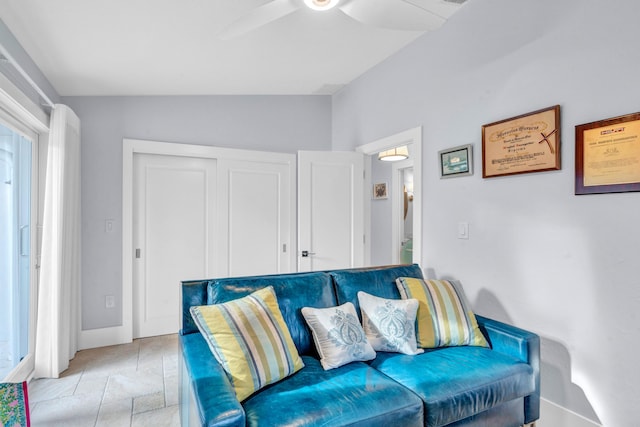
left=396, top=278, right=488, bottom=349
left=190, top=286, right=304, bottom=401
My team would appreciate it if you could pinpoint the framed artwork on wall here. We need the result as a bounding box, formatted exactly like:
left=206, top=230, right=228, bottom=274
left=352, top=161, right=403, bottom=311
left=373, top=182, right=388, bottom=199
left=482, top=105, right=561, bottom=178
left=575, top=111, right=640, bottom=195
left=439, top=144, right=473, bottom=178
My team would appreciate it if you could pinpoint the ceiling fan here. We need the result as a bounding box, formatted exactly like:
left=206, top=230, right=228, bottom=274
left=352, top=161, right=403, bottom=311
left=218, top=0, right=468, bottom=39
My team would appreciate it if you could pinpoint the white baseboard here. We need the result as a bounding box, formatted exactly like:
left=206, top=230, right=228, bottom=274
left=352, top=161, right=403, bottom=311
left=78, top=325, right=132, bottom=350
left=537, top=398, right=602, bottom=427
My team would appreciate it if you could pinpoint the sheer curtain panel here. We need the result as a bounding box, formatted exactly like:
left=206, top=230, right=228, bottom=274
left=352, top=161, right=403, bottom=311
left=34, top=104, right=81, bottom=378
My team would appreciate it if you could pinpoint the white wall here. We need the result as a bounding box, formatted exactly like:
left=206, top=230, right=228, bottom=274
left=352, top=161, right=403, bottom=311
left=332, top=0, right=640, bottom=426
left=62, top=96, right=333, bottom=331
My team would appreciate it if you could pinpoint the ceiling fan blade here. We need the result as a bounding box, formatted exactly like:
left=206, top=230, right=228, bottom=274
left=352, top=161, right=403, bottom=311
left=339, top=0, right=449, bottom=32
left=218, top=0, right=301, bottom=40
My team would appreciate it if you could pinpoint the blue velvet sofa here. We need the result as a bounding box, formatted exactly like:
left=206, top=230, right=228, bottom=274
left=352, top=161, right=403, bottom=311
left=179, top=264, right=540, bottom=427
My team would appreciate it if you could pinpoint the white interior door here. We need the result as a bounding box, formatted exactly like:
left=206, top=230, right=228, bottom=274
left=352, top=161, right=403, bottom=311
left=298, top=151, right=364, bottom=272
left=217, top=158, right=293, bottom=276
left=133, top=154, right=217, bottom=338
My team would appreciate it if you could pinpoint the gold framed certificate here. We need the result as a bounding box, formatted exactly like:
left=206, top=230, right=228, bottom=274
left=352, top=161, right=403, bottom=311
left=575, top=112, right=640, bottom=195
left=482, top=105, right=561, bottom=178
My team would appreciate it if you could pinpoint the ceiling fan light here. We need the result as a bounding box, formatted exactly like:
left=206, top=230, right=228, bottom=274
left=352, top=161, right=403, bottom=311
left=378, top=146, right=409, bottom=162
left=303, top=0, right=340, bottom=11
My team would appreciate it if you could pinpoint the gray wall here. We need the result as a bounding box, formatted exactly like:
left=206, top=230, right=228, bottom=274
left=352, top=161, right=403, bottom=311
left=62, top=95, right=332, bottom=330
left=332, top=0, right=640, bottom=426
left=370, top=157, right=393, bottom=265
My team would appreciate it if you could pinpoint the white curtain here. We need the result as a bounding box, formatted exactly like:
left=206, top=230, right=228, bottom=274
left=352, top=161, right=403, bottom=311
left=34, top=104, right=81, bottom=378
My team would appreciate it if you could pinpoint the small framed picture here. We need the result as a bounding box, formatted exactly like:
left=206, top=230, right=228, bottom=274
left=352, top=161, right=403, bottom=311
left=373, top=182, right=388, bottom=199
left=439, top=144, right=473, bottom=178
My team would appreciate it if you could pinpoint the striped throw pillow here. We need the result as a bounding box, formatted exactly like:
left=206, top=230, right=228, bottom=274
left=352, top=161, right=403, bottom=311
left=190, top=286, right=304, bottom=401
left=395, top=278, right=488, bottom=349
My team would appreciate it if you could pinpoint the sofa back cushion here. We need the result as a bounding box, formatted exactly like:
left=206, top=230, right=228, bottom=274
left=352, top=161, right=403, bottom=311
left=330, top=264, right=424, bottom=319
left=209, top=271, right=336, bottom=355
left=181, top=279, right=210, bottom=335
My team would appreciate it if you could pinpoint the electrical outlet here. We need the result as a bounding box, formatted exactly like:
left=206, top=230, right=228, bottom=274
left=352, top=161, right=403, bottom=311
left=105, top=295, right=115, bottom=308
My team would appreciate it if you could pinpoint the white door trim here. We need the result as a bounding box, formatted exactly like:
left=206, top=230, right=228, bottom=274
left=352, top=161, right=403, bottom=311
left=356, top=127, right=422, bottom=265
left=80, top=138, right=296, bottom=349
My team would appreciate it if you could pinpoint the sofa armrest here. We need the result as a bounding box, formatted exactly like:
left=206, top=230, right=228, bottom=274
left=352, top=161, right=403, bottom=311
left=179, top=333, right=245, bottom=427
left=476, top=315, right=540, bottom=424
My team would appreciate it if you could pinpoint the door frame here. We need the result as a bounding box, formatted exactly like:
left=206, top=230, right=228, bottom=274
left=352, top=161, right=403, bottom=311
left=100, top=139, right=297, bottom=346
left=356, top=126, right=422, bottom=266
left=0, top=73, right=48, bottom=381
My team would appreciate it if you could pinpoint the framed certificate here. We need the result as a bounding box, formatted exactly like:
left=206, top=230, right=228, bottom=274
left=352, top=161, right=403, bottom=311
left=575, top=112, right=640, bottom=195
left=482, top=105, right=561, bottom=178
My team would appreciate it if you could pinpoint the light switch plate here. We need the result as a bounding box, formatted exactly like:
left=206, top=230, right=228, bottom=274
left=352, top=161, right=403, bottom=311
left=105, top=295, right=115, bottom=308
left=458, top=222, right=469, bottom=239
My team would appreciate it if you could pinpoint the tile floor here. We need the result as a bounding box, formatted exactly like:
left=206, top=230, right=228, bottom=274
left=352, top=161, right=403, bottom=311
left=28, top=334, right=180, bottom=427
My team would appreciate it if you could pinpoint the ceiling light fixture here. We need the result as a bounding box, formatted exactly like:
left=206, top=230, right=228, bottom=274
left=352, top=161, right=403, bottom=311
left=303, top=0, right=341, bottom=11
left=378, top=146, right=409, bottom=162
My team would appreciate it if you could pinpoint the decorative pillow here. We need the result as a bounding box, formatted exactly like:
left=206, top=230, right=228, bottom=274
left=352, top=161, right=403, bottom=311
left=190, top=286, right=304, bottom=401
left=395, top=278, right=488, bottom=349
left=357, top=291, right=423, bottom=355
left=301, top=302, right=376, bottom=370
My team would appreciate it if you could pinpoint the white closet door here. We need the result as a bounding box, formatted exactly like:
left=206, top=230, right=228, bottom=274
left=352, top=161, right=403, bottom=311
left=217, top=158, right=293, bottom=277
left=133, top=154, right=217, bottom=338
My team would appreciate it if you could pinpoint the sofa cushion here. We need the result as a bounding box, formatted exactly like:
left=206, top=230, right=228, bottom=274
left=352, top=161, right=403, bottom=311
left=331, top=264, right=424, bottom=318
left=190, top=286, right=304, bottom=401
left=243, top=355, right=424, bottom=427
left=209, top=271, right=336, bottom=355
left=357, top=291, right=423, bottom=355
left=396, top=278, right=488, bottom=348
left=301, top=302, right=376, bottom=370
left=370, top=346, right=535, bottom=427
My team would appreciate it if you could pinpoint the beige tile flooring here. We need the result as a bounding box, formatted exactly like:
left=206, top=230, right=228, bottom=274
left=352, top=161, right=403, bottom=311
left=28, top=334, right=179, bottom=427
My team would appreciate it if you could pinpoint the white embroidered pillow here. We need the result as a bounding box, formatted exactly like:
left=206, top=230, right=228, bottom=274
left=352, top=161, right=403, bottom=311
left=301, top=302, right=376, bottom=370
left=357, top=291, right=423, bottom=355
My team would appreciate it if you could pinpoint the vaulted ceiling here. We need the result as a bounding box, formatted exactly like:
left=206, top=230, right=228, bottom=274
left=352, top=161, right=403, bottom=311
left=0, top=0, right=467, bottom=96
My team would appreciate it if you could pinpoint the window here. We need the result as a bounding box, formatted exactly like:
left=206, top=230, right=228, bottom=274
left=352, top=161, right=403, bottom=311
left=0, top=115, right=38, bottom=381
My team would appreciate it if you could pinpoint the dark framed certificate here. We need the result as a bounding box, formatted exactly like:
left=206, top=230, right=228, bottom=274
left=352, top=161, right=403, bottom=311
left=482, top=105, right=561, bottom=178
left=575, top=112, right=640, bottom=195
